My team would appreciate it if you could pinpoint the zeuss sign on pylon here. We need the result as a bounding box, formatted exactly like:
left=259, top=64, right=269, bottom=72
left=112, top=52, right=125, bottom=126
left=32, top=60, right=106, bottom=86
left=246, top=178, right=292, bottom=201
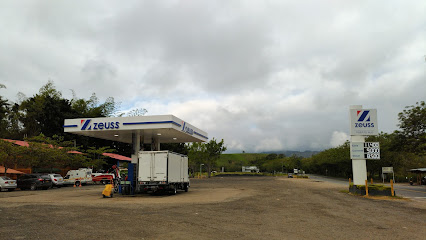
left=349, top=109, right=378, bottom=135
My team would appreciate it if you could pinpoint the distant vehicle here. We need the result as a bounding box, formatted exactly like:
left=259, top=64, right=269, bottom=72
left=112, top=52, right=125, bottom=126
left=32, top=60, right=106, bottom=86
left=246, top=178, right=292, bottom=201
left=288, top=173, right=293, bottom=178
left=63, top=168, right=93, bottom=186
left=17, top=174, right=51, bottom=190
left=0, top=176, right=17, bottom=192
left=48, top=174, right=64, bottom=188
left=92, top=173, right=115, bottom=184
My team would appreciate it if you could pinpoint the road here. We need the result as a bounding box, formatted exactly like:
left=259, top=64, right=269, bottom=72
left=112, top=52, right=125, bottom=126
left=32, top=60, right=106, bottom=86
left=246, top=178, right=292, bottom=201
left=308, top=174, right=426, bottom=200
left=1, top=176, right=425, bottom=239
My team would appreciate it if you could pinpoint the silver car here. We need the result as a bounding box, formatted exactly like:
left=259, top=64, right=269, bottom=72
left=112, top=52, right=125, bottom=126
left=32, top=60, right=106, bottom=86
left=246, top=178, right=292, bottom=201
left=0, top=176, right=17, bottom=191
left=48, top=174, right=64, bottom=188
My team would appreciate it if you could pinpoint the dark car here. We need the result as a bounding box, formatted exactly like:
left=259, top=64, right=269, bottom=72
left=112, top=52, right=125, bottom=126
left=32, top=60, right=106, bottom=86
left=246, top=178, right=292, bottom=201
left=17, top=174, right=52, bottom=190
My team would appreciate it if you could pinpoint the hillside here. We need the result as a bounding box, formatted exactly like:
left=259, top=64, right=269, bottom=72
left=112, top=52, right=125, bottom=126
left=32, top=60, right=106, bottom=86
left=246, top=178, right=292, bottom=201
left=217, top=153, right=268, bottom=172
left=261, top=150, right=319, bottom=158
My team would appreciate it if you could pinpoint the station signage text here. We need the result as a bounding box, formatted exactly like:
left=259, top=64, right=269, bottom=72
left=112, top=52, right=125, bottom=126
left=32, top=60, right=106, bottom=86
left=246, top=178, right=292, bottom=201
left=81, top=119, right=120, bottom=130
left=181, top=121, right=194, bottom=135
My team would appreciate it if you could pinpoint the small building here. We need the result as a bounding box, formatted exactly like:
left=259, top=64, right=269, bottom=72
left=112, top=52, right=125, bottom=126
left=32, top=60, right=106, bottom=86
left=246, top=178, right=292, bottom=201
left=242, top=166, right=259, bottom=173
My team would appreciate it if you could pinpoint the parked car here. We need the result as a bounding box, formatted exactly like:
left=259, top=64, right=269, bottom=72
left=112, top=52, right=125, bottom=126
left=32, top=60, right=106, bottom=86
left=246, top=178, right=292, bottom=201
left=17, top=174, right=51, bottom=190
left=288, top=173, right=293, bottom=178
left=48, top=174, right=64, bottom=188
left=0, top=176, right=17, bottom=192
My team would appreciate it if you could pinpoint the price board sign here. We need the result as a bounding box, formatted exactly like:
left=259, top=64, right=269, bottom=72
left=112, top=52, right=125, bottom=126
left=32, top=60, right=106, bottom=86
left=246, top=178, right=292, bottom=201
left=363, top=142, right=380, bottom=159
left=350, top=142, right=380, bottom=160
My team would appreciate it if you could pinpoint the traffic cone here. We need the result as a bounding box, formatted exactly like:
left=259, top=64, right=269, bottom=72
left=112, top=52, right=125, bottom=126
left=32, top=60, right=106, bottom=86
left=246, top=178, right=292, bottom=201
left=79, top=178, right=82, bottom=187
left=73, top=181, right=76, bottom=187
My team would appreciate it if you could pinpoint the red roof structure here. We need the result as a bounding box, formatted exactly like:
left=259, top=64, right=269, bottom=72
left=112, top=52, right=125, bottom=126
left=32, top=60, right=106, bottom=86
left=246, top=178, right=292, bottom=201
left=2, top=139, right=29, bottom=147
left=102, top=153, right=131, bottom=162
left=0, top=166, right=25, bottom=174
left=1, top=139, right=129, bottom=162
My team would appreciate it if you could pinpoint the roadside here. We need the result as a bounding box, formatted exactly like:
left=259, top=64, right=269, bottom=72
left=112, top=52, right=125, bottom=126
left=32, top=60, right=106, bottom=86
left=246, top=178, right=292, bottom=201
left=308, top=174, right=426, bottom=201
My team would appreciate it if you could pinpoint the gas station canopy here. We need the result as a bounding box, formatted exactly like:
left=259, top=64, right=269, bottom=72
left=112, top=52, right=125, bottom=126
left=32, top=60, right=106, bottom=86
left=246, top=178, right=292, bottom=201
left=64, top=115, right=208, bottom=144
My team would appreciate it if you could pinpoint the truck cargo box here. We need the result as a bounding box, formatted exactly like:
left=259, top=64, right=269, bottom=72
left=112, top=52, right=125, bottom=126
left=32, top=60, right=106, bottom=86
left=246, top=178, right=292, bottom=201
left=137, top=151, right=189, bottom=194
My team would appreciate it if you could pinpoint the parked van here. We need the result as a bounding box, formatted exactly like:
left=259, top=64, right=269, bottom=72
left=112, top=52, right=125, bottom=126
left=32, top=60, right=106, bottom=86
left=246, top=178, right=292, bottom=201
left=63, top=168, right=93, bottom=186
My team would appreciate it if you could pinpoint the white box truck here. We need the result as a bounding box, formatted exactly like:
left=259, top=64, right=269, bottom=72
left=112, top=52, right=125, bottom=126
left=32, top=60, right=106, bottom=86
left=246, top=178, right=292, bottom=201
left=137, top=151, right=189, bottom=194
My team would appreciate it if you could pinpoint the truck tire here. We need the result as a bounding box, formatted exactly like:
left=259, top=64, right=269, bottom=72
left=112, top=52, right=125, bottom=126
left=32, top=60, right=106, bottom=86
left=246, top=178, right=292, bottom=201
left=184, top=183, right=189, bottom=192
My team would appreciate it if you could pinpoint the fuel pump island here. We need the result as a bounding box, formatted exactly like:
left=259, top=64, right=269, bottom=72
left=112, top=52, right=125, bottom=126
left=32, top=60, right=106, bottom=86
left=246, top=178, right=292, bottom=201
left=64, top=115, right=208, bottom=195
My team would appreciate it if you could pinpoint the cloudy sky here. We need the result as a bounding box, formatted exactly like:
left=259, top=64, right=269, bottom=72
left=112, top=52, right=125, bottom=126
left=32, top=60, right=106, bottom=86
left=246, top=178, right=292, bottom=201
left=0, top=1, right=425, bottom=153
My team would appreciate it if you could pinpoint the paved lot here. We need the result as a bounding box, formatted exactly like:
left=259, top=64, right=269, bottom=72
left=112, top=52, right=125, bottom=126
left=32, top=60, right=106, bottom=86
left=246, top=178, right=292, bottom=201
left=0, top=176, right=425, bottom=240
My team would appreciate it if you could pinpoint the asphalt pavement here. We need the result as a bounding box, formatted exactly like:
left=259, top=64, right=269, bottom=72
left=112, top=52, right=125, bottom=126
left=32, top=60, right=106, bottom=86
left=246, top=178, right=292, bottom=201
left=307, top=174, right=426, bottom=200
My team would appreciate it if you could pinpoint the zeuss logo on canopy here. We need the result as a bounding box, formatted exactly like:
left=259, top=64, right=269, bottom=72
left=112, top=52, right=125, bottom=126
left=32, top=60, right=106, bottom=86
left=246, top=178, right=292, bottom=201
left=350, top=109, right=378, bottom=136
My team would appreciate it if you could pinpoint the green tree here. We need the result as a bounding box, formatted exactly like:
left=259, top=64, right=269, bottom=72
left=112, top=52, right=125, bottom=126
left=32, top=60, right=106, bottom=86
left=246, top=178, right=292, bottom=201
left=25, top=134, right=75, bottom=172
left=0, top=96, right=10, bottom=137
left=161, top=143, right=188, bottom=155
left=0, top=140, right=24, bottom=176
left=6, top=103, right=22, bottom=139
left=187, top=142, right=208, bottom=177
left=70, top=92, right=118, bottom=118
left=205, top=138, right=227, bottom=178
left=85, top=146, right=115, bottom=171
left=19, top=81, right=76, bottom=137
left=395, top=101, right=426, bottom=154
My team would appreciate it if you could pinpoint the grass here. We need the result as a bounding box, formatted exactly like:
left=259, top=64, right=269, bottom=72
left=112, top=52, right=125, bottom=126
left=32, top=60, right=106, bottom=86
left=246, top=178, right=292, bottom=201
left=212, top=172, right=309, bottom=178
left=349, top=183, right=391, bottom=191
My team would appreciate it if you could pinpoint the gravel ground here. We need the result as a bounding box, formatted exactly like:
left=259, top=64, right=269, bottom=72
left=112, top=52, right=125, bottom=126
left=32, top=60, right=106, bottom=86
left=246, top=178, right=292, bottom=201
left=0, top=176, right=425, bottom=240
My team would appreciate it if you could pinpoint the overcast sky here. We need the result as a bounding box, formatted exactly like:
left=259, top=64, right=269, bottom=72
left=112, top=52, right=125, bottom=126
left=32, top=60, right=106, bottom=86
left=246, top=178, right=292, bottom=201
left=0, top=1, right=425, bottom=153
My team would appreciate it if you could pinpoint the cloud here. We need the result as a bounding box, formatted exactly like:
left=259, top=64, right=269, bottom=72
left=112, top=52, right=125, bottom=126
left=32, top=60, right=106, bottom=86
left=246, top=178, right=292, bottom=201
left=330, top=131, right=349, bottom=148
left=0, top=1, right=425, bottom=153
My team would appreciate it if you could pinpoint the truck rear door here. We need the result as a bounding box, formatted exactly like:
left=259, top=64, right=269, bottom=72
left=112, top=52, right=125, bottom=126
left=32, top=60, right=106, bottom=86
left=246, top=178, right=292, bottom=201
left=138, top=151, right=167, bottom=182
left=153, top=152, right=167, bottom=182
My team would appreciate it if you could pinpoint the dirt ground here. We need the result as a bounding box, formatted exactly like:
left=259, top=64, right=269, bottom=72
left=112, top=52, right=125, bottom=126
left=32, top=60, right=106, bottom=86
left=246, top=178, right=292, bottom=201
left=0, top=176, right=425, bottom=240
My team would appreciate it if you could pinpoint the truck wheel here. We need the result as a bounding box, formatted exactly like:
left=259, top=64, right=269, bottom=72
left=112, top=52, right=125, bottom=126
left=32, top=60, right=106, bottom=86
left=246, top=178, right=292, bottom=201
left=172, top=187, right=177, bottom=195
left=184, top=184, right=189, bottom=192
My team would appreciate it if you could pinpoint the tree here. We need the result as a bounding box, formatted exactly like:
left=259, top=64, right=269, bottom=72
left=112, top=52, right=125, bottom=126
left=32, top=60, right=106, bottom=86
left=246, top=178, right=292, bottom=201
left=395, top=101, right=426, bottom=154
left=161, top=143, right=188, bottom=155
left=0, top=96, right=10, bottom=137
left=0, top=140, right=24, bottom=176
left=85, top=146, right=116, bottom=171
left=6, top=103, right=22, bottom=139
left=187, top=142, right=208, bottom=177
left=19, top=81, right=75, bottom=137
left=70, top=93, right=118, bottom=118
left=25, top=134, right=75, bottom=172
left=205, top=138, right=227, bottom=178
